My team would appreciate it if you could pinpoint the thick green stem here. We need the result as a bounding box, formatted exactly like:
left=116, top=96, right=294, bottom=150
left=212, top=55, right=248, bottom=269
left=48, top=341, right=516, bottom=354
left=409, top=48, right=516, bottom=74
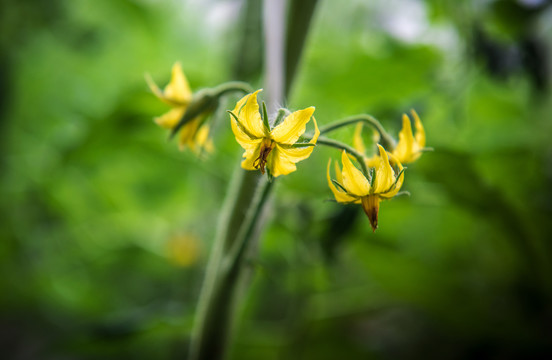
left=189, top=0, right=317, bottom=358
left=226, top=179, right=274, bottom=274
left=319, top=115, right=396, bottom=151
left=317, top=136, right=370, bottom=177
left=188, top=169, right=262, bottom=360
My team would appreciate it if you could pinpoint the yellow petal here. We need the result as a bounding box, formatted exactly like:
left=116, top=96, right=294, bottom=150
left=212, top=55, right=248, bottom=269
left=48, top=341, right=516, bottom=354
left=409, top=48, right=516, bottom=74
left=164, top=62, right=192, bottom=104
left=334, top=160, right=343, bottom=184
left=353, top=123, right=366, bottom=154
left=340, top=150, right=370, bottom=197
left=266, top=146, right=298, bottom=177
left=230, top=111, right=258, bottom=149
left=235, top=89, right=266, bottom=139
left=154, top=107, right=186, bottom=129
left=365, top=154, right=380, bottom=168
left=411, top=109, right=426, bottom=148
left=191, top=125, right=214, bottom=154
left=277, top=145, right=314, bottom=164
left=327, top=159, right=357, bottom=203
left=178, top=117, right=201, bottom=150
left=380, top=153, right=404, bottom=199
left=145, top=73, right=167, bottom=102
left=393, top=113, right=419, bottom=164
left=240, top=140, right=263, bottom=170
left=275, top=115, right=320, bottom=163
left=271, top=106, right=315, bottom=145
left=372, top=145, right=395, bottom=194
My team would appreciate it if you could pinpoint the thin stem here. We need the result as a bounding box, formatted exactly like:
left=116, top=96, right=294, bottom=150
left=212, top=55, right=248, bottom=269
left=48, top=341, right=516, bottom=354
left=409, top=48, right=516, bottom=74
left=317, top=136, right=369, bottom=177
left=212, top=81, right=254, bottom=97
left=319, top=115, right=396, bottom=151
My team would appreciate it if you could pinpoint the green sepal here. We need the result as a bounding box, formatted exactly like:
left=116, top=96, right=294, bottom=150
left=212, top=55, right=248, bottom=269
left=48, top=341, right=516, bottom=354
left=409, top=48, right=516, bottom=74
left=261, top=101, right=271, bottom=132
left=170, top=89, right=218, bottom=138
left=272, top=109, right=288, bottom=128
left=289, top=142, right=315, bottom=148
left=331, top=179, right=348, bottom=193
left=266, top=167, right=274, bottom=182
left=369, top=167, right=376, bottom=186
left=385, top=168, right=406, bottom=193
left=227, top=110, right=257, bottom=139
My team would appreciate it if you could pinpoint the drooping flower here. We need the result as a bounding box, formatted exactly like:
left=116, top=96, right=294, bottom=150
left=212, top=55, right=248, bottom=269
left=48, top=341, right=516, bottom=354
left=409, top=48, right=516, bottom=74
left=354, top=110, right=426, bottom=165
left=229, top=90, right=319, bottom=178
left=327, top=145, right=404, bottom=231
left=146, top=62, right=213, bottom=153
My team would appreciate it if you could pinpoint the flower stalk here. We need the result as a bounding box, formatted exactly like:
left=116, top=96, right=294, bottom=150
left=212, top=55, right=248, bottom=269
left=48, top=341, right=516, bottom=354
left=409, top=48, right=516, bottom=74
left=316, top=136, right=370, bottom=177
left=319, top=114, right=396, bottom=151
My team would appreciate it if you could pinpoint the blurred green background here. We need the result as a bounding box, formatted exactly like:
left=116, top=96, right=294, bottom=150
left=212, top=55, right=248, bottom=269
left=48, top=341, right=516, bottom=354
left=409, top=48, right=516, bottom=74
left=2, top=0, right=552, bottom=359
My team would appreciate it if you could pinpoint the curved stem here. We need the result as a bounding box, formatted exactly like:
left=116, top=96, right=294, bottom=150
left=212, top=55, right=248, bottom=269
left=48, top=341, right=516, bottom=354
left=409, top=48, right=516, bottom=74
left=317, top=136, right=369, bottom=177
left=212, top=81, right=254, bottom=97
left=319, top=115, right=396, bottom=151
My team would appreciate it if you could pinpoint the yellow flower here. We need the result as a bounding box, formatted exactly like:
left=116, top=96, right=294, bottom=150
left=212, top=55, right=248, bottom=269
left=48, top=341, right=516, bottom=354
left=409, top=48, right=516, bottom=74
left=146, top=62, right=213, bottom=153
left=327, top=145, right=404, bottom=231
left=353, top=109, right=426, bottom=165
left=229, top=90, right=319, bottom=178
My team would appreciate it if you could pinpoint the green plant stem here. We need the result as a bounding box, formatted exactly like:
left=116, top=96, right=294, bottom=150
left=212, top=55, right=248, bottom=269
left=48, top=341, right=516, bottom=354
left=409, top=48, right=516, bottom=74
left=319, top=115, right=396, bottom=151
left=316, top=136, right=369, bottom=177
left=189, top=169, right=262, bottom=360
left=212, top=81, right=254, bottom=97
left=226, top=178, right=274, bottom=274
left=189, top=0, right=317, bottom=358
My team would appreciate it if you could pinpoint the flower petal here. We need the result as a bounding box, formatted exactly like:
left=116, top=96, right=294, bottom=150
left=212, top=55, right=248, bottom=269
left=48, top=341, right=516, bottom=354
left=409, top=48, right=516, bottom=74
left=393, top=113, right=420, bottom=164
left=154, top=107, right=186, bottom=129
left=372, top=145, right=396, bottom=194
left=235, top=89, right=266, bottom=139
left=266, top=146, right=298, bottom=177
left=380, top=152, right=404, bottom=199
left=276, top=116, right=320, bottom=163
left=353, top=123, right=367, bottom=154
left=271, top=106, right=315, bottom=145
left=240, top=140, right=263, bottom=170
left=191, top=125, right=214, bottom=154
left=411, top=109, right=426, bottom=148
left=230, top=111, right=259, bottom=149
left=164, top=62, right=192, bottom=104
left=178, top=117, right=201, bottom=150
left=334, top=160, right=343, bottom=184
left=341, top=151, right=370, bottom=197
left=327, top=159, right=357, bottom=203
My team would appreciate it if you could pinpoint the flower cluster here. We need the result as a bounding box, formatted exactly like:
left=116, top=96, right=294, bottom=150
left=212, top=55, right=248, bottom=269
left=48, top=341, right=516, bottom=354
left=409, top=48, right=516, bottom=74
left=147, top=63, right=427, bottom=231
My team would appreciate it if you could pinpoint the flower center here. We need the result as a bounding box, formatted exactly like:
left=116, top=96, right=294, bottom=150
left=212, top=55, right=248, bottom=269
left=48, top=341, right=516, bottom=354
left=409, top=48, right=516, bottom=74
left=253, top=139, right=274, bottom=174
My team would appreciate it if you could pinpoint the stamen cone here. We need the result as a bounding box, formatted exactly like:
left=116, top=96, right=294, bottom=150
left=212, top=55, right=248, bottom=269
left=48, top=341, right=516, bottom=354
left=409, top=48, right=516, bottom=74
left=361, top=195, right=380, bottom=232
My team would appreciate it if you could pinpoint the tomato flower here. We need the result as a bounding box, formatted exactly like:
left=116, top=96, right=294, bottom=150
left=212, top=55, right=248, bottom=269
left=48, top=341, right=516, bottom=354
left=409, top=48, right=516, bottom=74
left=229, top=90, right=319, bottom=178
left=146, top=62, right=213, bottom=153
left=327, top=145, right=404, bottom=231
